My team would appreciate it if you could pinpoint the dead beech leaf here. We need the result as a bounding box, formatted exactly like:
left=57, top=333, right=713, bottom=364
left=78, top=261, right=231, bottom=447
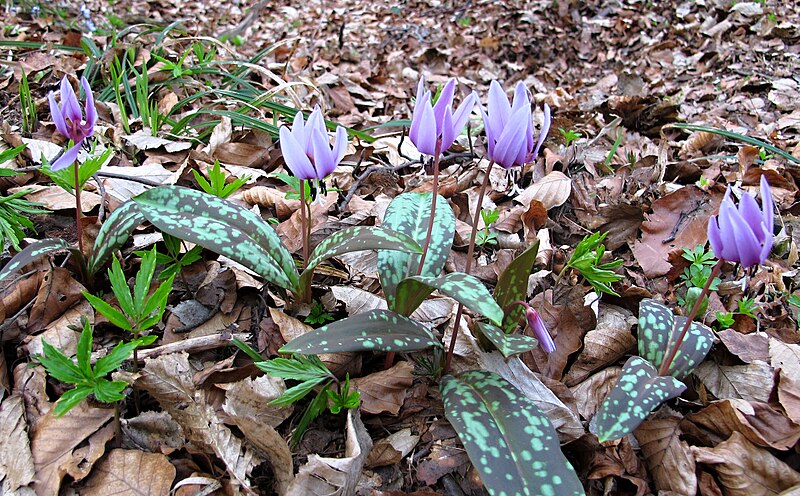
left=770, top=339, right=800, bottom=377
left=570, top=366, right=622, bottom=421
left=121, top=411, right=185, bottom=455
left=563, top=304, right=637, bottom=387
left=123, top=129, right=192, bottom=152
left=778, top=371, right=800, bottom=425
left=136, top=353, right=264, bottom=492
left=351, top=361, right=414, bottom=415
left=681, top=130, right=723, bottom=154
left=634, top=408, right=697, bottom=495
left=718, top=329, right=769, bottom=364
left=365, top=428, right=420, bottom=468
left=694, top=361, right=774, bottom=402
left=687, top=399, right=800, bottom=450
left=286, top=409, right=372, bottom=496
left=28, top=268, right=86, bottom=332
left=214, top=142, right=271, bottom=168
left=81, top=449, right=175, bottom=496
left=692, top=432, right=800, bottom=496
left=12, top=184, right=100, bottom=212
left=0, top=395, right=35, bottom=493
left=516, top=170, right=572, bottom=210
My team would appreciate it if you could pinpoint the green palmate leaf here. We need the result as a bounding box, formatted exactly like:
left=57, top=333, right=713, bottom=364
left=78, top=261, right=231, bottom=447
left=0, top=238, right=78, bottom=281
left=297, top=226, right=423, bottom=301
left=395, top=272, right=504, bottom=325
left=94, top=334, right=157, bottom=378
left=134, top=186, right=298, bottom=291
left=476, top=322, right=540, bottom=357
left=637, top=299, right=714, bottom=379
left=595, top=356, right=686, bottom=443
left=91, top=379, right=128, bottom=403
left=494, top=240, right=540, bottom=332
left=280, top=309, right=440, bottom=355
left=83, top=291, right=133, bottom=331
left=88, top=200, right=146, bottom=274
left=378, top=192, right=455, bottom=308
left=38, top=340, right=84, bottom=384
left=441, top=370, right=585, bottom=496
left=256, top=355, right=332, bottom=383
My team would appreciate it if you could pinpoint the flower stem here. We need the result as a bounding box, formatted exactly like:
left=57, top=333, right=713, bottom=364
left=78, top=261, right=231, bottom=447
left=300, top=179, right=308, bottom=270
left=416, top=139, right=443, bottom=276
left=74, top=163, right=84, bottom=254
left=658, top=258, right=723, bottom=376
left=444, top=160, right=495, bottom=374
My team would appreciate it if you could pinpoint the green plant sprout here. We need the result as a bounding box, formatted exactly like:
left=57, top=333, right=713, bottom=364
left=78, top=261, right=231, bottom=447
left=304, top=301, right=335, bottom=325
left=135, top=234, right=203, bottom=281
left=0, top=146, right=50, bottom=250
left=20, top=70, right=37, bottom=136
left=561, top=232, right=623, bottom=296
left=193, top=160, right=249, bottom=199
left=558, top=127, right=582, bottom=146
left=475, top=208, right=499, bottom=247
left=35, top=317, right=156, bottom=416
left=604, top=128, right=624, bottom=170
left=677, top=244, right=720, bottom=313
left=716, top=297, right=759, bottom=329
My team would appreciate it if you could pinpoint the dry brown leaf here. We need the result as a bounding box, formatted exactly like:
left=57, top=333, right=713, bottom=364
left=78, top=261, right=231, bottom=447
left=570, top=366, right=622, bottom=421
left=123, top=129, right=192, bottom=152
left=135, top=353, right=264, bottom=492
left=516, top=170, right=572, bottom=210
left=777, top=371, right=800, bottom=425
left=121, top=411, right=185, bottom=455
left=12, top=185, right=100, bottom=212
left=415, top=439, right=471, bottom=487
left=351, top=361, right=414, bottom=415
left=286, top=409, right=372, bottom=496
left=681, top=130, right=723, bottom=154
left=692, top=432, right=800, bottom=496
left=634, top=407, right=697, bottom=495
left=0, top=395, right=35, bottom=493
left=27, top=268, right=86, bottom=332
left=770, top=339, right=800, bottom=377
left=365, top=428, right=420, bottom=468
left=81, top=449, right=176, bottom=496
left=563, top=304, right=637, bottom=387
left=718, top=329, right=770, bottom=363
left=693, top=361, right=774, bottom=402
left=687, top=399, right=800, bottom=450
left=214, top=142, right=272, bottom=168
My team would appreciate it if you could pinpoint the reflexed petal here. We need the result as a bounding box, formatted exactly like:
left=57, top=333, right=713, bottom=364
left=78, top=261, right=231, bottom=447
left=487, top=80, right=511, bottom=135
left=279, top=126, right=316, bottom=179
left=452, top=91, right=477, bottom=138
left=439, top=104, right=456, bottom=152
left=310, top=129, right=334, bottom=179
left=409, top=88, right=431, bottom=149
left=739, top=192, right=765, bottom=241
left=433, top=78, right=456, bottom=132
left=716, top=196, right=741, bottom=261
left=60, top=77, right=82, bottom=124
left=532, top=103, right=551, bottom=160
left=760, top=174, right=774, bottom=233
left=48, top=92, right=70, bottom=137
left=50, top=140, right=82, bottom=171
left=80, top=77, right=97, bottom=128
left=411, top=101, right=438, bottom=156
left=479, top=105, right=496, bottom=159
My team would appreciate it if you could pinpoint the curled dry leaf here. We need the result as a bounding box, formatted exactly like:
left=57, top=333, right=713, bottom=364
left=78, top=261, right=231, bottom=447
left=0, top=395, right=35, bottom=493
left=516, top=170, right=572, bottom=210
left=365, top=428, right=420, bottom=468
left=681, top=130, right=723, bottom=154
left=634, top=407, right=697, bottom=496
left=351, top=360, right=414, bottom=415
left=81, top=449, right=176, bottom=496
left=570, top=366, right=622, bottom=421
left=693, top=361, right=774, bottom=403
left=121, top=411, right=185, bottom=455
left=777, top=371, right=800, bottom=425
left=27, top=267, right=87, bottom=331
left=692, top=432, right=800, bottom=496
left=286, top=409, right=372, bottom=496
left=770, top=339, right=800, bottom=377
left=687, top=399, right=800, bottom=450
left=717, top=329, right=769, bottom=364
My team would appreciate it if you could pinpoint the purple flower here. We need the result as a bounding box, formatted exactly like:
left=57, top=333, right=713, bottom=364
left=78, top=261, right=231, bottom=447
left=48, top=76, right=97, bottom=171
left=279, top=105, right=347, bottom=187
left=707, top=175, right=774, bottom=268
left=409, top=77, right=478, bottom=157
left=481, top=80, right=550, bottom=169
left=525, top=306, right=556, bottom=354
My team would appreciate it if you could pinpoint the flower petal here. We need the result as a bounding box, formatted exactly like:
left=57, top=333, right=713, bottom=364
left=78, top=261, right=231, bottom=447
left=439, top=104, right=456, bottom=152
left=80, top=77, right=97, bottom=129
left=51, top=140, right=82, bottom=171
left=451, top=91, right=477, bottom=138
left=526, top=307, right=555, bottom=354
left=279, top=126, right=316, bottom=179
left=432, top=78, right=456, bottom=133
left=60, top=77, right=82, bottom=124
left=726, top=198, right=762, bottom=268
left=739, top=191, right=765, bottom=242
left=716, top=194, right=744, bottom=261
left=332, top=125, right=348, bottom=165
left=310, top=128, right=335, bottom=179
left=487, top=80, right=511, bottom=138
left=48, top=91, right=70, bottom=137
left=411, top=100, right=438, bottom=156
left=491, top=106, right=530, bottom=168
left=707, top=216, right=724, bottom=259
left=531, top=103, right=551, bottom=160
left=760, top=174, right=774, bottom=234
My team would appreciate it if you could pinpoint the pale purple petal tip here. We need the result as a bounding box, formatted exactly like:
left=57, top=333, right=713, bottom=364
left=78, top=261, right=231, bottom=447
left=51, top=140, right=82, bottom=171
left=526, top=307, right=555, bottom=354
left=48, top=91, right=70, bottom=137
left=279, top=126, right=316, bottom=180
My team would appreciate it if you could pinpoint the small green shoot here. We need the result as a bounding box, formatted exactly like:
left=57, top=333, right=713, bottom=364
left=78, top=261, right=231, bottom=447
left=326, top=374, right=360, bottom=414
left=677, top=245, right=720, bottom=310
left=135, top=235, right=203, bottom=281
left=558, top=127, right=582, bottom=146
left=20, top=70, right=37, bottom=135
left=0, top=145, right=49, bottom=250
left=41, top=145, right=111, bottom=193
left=563, top=232, right=623, bottom=296
left=604, top=128, right=624, bottom=170
left=305, top=301, right=335, bottom=325
left=457, top=17, right=472, bottom=26
left=193, top=160, right=249, bottom=199
left=715, top=311, right=735, bottom=329
left=35, top=317, right=156, bottom=416
left=475, top=208, right=499, bottom=248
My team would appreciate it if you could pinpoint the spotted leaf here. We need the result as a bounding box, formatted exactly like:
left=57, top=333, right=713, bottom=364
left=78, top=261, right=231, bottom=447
left=87, top=200, right=145, bottom=273
left=475, top=322, right=540, bottom=357
left=0, top=238, right=78, bottom=281
left=296, top=226, right=422, bottom=301
left=493, top=240, right=540, bottom=332
left=395, top=272, right=503, bottom=324
left=377, top=192, right=455, bottom=309
left=595, top=356, right=686, bottom=443
left=279, top=309, right=440, bottom=354
left=441, top=370, right=585, bottom=496
left=134, top=186, right=298, bottom=291
left=637, top=299, right=714, bottom=379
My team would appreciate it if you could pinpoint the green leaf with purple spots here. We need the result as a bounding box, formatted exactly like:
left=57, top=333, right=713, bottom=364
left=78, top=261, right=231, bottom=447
left=134, top=186, right=298, bottom=291
left=441, top=370, right=585, bottom=496
left=296, top=226, right=422, bottom=301
left=394, top=272, right=503, bottom=324
left=475, top=322, right=540, bottom=357
left=637, top=299, right=714, bottom=380
left=594, top=356, right=686, bottom=443
left=377, top=192, right=455, bottom=309
left=493, top=240, right=540, bottom=332
left=88, top=200, right=145, bottom=273
left=279, top=309, right=440, bottom=354
left=0, top=238, right=78, bottom=281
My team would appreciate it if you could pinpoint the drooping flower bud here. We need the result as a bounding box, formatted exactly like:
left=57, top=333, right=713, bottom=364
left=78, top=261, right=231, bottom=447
left=525, top=306, right=556, bottom=354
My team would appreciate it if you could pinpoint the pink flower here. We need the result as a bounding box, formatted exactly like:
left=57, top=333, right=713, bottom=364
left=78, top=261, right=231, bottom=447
left=48, top=76, right=97, bottom=171
left=525, top=306, right=555, bottom=354
left=409, top=77, right=477, bottom=156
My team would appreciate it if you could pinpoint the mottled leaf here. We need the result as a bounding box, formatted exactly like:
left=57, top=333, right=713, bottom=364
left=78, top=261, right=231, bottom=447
left=134, top=186, right=298, bottom=290
left=395, top=272, right=503, bottom=324
left=297, top=226, right=422, bottom=301
left=595, top=356, right=686, bottom=443
left=0, top=238, right=76, bottom=281
left=378, top=192, right=455, bottom=308
left=637, top=299, right=714, bottom=379
left=493, top=240, right=540, bottom=332
left=87, top=200, right=145, bottom=274
left=441, top=370, right=584, bottom=496
left=476, top=322, right=540, bottom=357
left=280, top=309, right=440, bottom=354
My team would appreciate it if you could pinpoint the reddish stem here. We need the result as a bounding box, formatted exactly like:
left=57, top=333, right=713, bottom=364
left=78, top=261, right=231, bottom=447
left=444, top=161, right=495, bottom=374
left=300, top=179, right=308, bottom=270
left=657, top=259, right=723, bottom=376
left=416, top=139, right=443, bottom=276
left=73, top=162, right=84, bottom=254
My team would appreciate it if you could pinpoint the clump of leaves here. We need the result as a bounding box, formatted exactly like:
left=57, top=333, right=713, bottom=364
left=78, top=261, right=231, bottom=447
left=0, top=146, right=50, bottom=250
left=136, top=234, right=203, bottom=281
left=304, top=301, right=335, bottom=325
left=475, top=208, right=499, bottom=248
left=716, top=297, right=759, bottom=329
left=677, top=244, right=720, bottom=313
left=558, top=127, right=582, bottom=146
left=35, top=317, right=156, bottom=416
left=562, top=231, right=623, bottom=296
left=193, top=160, right=249, bottom=199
